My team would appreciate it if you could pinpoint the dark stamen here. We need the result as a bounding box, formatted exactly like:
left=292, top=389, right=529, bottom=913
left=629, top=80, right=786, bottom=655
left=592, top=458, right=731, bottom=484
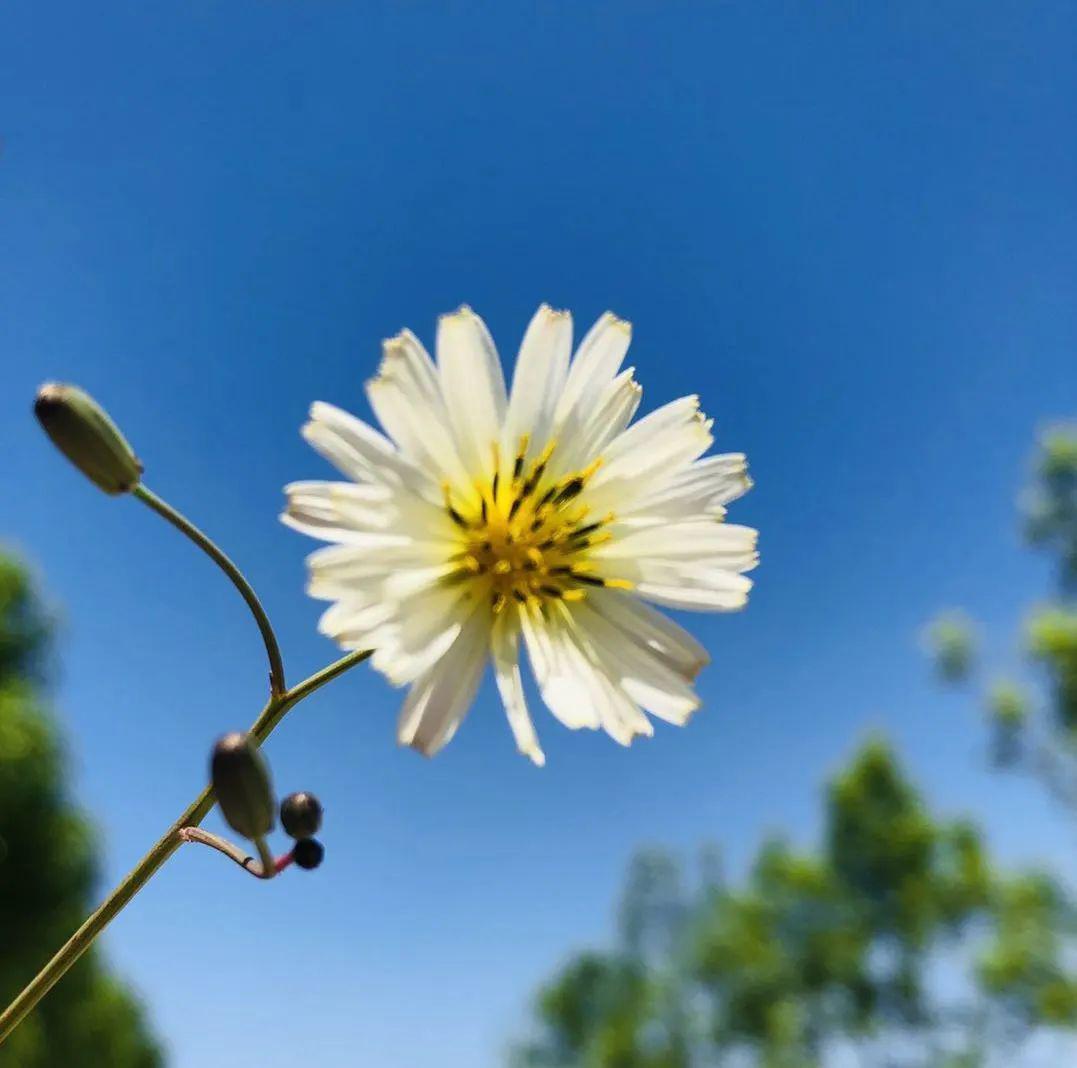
left=554, top=478, right=584, bottom=504
left=572, top=573, right=606, bottom=587
left=570, top=520, right=603, bottom=539
left=521, top=463, right=547, bottom=499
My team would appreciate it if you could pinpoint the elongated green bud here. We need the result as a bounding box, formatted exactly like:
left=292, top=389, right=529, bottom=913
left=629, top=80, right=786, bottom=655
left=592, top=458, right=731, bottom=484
left=210, top=732, right=276, bottom=840
left=34, top=383, right=143, bottom=495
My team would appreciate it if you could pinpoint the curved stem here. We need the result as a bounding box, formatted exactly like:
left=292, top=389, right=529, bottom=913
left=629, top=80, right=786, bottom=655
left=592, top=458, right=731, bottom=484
left=133, top=483, right=287, bottom=695
left=179, top=828, right=279, bottom=879
left=0, top=649, right=370, bottom=1045
left=253, top=836, right=276, bottom=878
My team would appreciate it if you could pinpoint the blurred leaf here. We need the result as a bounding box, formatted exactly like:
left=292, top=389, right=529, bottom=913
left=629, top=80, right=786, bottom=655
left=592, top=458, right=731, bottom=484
left=923, top=612, right=977, bottom=684
left=1024, top=424, right=1077, bottom=590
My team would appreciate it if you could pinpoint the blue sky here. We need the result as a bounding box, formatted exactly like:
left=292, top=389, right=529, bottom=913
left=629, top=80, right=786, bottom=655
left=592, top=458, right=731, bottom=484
left=3, top=3, right=1076, bottom=1065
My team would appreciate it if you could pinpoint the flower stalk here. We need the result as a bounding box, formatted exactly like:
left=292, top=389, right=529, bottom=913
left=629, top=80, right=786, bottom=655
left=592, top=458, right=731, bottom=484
left=133, top=483, right=287, bottom=696
left=179, top=827, right=284, bottom=879
left=0, top=648, right=370, bottom=1045
left=2, top=403, right=370, bottom=1046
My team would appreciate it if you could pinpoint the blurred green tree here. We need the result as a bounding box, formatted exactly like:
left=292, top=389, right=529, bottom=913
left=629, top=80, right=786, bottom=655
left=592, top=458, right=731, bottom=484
left=517, top=741, right=1077, bottom=1067
left=0, top=550, right=162, bottom=1067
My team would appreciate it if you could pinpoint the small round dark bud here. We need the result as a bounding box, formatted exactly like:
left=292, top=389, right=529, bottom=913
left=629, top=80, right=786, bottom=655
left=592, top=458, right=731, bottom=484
left=280, top=791, right=323, bottom=840
left=210, top=732, right=275, bottom=841
left=292, top=838, right=324, bottom=870
left=34, top=383, right=143, bottom=495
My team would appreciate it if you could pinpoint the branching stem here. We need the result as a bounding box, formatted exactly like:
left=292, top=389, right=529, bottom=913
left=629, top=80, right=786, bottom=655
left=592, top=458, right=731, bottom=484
left=0, top=648, right=370, bottom=1045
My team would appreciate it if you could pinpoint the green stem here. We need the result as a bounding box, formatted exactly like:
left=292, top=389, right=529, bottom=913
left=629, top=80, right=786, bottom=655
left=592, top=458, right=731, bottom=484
left=253, top=836, right=276, bottom=879
left=133, top=483, right=287, bottom=695
left=0, top=648, right=370, bottom=1046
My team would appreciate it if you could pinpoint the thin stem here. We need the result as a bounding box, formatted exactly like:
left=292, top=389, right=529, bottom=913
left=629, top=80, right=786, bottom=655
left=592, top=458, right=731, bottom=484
left=254, top=836, right=276, bottom=878
left=255, top=647, right=371, bottom=737
left=0, top=649, right=370, bottom=1046
left=179, top=827, right=278, bottom=879
left=133, top=483, right=287, bottom=695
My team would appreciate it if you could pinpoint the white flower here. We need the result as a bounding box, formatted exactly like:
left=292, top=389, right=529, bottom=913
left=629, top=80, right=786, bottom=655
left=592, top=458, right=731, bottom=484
left=283, top=305, right=757, bottom=765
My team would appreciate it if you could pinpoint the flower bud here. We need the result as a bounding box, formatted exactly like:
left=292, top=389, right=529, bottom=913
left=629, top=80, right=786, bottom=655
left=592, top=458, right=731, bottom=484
left=280, top=791, right=323, bottom=840
left=293, top=838, right=324, bottom=870
left=210, top=732, right=276, bottom=841
left=34, top=383, right=143, bottom=496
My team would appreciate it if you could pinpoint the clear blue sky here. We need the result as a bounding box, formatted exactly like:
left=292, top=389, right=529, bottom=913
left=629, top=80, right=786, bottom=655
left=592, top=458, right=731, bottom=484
left=2, top=3, right=1075, bottom=1065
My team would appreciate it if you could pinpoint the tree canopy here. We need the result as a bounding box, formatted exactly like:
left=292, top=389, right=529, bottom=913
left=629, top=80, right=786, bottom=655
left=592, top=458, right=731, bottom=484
left=0, top=551, right=163, bottom=1067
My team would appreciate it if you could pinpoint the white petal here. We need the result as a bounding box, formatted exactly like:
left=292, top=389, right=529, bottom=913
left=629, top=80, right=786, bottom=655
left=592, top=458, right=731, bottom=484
left=380, top=329, right=442, bottom=407
left=374, top=619, right=464, bottom=687
left=397, top=608, right=490, bottom=757
left=570, top=602, right=700, bottom=726
left=554, top=312, right=632, bottom=436
left=437, top=306, right=507, bottom=479
left=491, top=611, right=545, bottom=765
left=596, top=521, right=759, bottom=564
left=305, top=539, right=451, bottom=601
left=588, top=590, right=710, bottom=680
left=318, top=599, right=396, bottom=648
left=519, top=603, right=600, bottom=730
left=552, top=368, right=641, bottom=478
left=552, top=604, right=653, bottom=744
left=636, top=570, right=754, bottom=611
left=282, top=481, right=398, bottom=541
left=285, top=480, right=393, bottom=504
left=384, top=562, right=465, bottom=600
left=502, top=305, right=572, bottom=471
left=624, top=453, right=753, bottom=520
left=302, top=402, right=440, bottom=503
left=366, top=332, right=474, bottom=492
left=584, top=396, right=713, bottom=511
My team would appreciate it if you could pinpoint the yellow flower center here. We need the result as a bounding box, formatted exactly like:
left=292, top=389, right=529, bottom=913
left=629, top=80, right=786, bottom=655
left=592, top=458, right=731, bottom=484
left=442, top=439, right=632, bottom=614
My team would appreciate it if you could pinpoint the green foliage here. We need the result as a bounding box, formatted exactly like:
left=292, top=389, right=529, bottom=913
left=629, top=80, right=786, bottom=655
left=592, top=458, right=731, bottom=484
left=523, top=954, right=686, bottom=1068
left=930, top=423, right=1077, bottom=803
left=0, top=551, right=162, bottom=1067
left=1026, top=607, right=1077, bottom=733
left=694, top=841, right=872, bottom=1061
left=519, top=741, right=1073, bottom=1067
left=986, top=681, right=1029, bottom=731
left=978, top=874, right=1077, bottom=1028
left=923, top=613, right=976, bottom=684
left=1024, top=424, right=1077, bottom=590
